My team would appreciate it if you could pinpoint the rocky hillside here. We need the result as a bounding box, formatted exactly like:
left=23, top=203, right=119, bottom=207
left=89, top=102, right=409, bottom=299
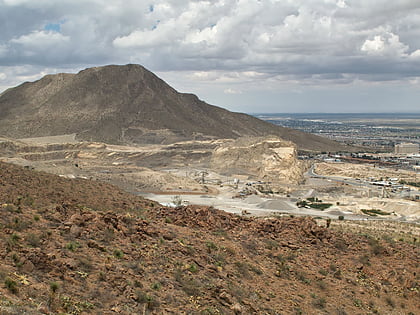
left=0, top=64, right=348, bottom=152
left=0, top=161, right=418, bottom=314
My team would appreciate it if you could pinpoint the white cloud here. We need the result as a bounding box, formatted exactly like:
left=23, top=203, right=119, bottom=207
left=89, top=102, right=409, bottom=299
left=224, top=88, right=242, bottom=94
left=1, top=0, right=420, bottom=112
left=11, top=30, right=69, bottom=47
left=410, top=49, right=420, bottom=59
left=361, top=32, right=409, bottom=57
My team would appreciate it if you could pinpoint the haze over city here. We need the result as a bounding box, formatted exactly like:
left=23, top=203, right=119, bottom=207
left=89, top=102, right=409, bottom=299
left=1, top=0, right=420, bottom=113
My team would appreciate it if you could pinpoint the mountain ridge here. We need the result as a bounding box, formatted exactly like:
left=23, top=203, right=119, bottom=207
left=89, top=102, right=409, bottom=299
left=0, top=64, right=349, bottom=151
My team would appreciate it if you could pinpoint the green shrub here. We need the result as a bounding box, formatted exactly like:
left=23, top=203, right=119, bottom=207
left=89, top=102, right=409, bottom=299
left=151, top=282, right=161, bottom=290
left=65, top=241, right=80, bottom=251
left=312, top=296, right=326, bottom=309
left=113, top=249, right=124, bottom=259
left=206, top=241, right=218, bottom=252
left=50, top=281, right=59, bottom=293
left=188, top=263, right=198, bottom=273
left=4, top=277, right=18, bottom=293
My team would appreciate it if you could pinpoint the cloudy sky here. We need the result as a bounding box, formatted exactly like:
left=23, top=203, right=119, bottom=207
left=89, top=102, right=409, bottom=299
left=1, top=0, right=419, bottom=113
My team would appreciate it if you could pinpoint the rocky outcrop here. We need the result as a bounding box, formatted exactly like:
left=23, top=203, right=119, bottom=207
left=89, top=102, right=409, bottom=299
left=211, top=137, right=306, bottom=184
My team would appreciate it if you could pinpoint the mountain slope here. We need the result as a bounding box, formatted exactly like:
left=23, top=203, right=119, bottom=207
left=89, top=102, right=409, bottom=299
left=0, top=64, right=347, bottom=151
left=0, top=161, right=418, bottom=314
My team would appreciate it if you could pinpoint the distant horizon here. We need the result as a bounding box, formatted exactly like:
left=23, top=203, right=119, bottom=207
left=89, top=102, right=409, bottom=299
left=250, top=112, right=420, bottom=115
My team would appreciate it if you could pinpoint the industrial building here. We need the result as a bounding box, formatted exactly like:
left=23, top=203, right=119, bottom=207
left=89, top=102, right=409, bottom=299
left=394, top=143, right=419, bottom=154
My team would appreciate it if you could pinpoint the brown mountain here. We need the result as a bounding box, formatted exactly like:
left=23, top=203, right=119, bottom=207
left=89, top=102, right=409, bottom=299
left=0, top=64, right=347, bottom=151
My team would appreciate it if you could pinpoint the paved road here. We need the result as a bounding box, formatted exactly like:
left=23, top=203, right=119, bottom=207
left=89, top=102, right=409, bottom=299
left=307, top=165, right=376, bottom=188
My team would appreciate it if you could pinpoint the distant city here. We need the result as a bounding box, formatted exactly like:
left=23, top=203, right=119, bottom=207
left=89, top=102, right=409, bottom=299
left=255, top=113, right=420, bottom=152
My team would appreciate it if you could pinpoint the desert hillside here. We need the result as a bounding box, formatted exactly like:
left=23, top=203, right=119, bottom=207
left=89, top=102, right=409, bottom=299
left=0, top=161, right=418, bottom=314
left=0, top=64, right=348, bottom=152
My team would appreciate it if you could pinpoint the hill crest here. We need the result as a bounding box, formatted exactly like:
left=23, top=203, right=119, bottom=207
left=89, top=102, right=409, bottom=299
left=0, top=64, right=348, bottom=151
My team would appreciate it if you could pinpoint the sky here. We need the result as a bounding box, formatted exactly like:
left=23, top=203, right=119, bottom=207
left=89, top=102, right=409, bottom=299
left=0, top=0, right=420, bottom=113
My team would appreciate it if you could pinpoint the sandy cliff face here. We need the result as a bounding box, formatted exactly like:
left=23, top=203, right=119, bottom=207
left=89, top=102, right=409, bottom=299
left=211, top=137, right=306, bottom=184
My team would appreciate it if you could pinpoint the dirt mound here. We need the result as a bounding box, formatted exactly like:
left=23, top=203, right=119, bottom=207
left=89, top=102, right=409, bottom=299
left=0, top=161, right=418, bottom=314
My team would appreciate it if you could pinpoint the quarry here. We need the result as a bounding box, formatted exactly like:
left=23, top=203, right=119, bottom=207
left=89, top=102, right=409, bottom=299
left=1, top=133, right=418, bottom=225
left=0, top=65, right=418, bottom=314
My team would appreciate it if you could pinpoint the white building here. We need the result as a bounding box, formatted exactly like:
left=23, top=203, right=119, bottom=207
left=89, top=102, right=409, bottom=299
left=394, top=143, right=419, bottom=154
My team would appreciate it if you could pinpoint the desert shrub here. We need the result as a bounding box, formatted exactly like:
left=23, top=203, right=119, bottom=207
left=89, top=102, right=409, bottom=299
left=316, top=280, right=327, bottom=290
left=50, top=281, right=59, bottom=293
left=61, top=296, right=94, bottom=313
left=188, top=263, right=198, bottom=273
left=8, top=233, right=21, bottom=247
left=359, top=254, right=371, bottom=266
left=353, top=299, right=362, bottom=308
left=234, top=262, right=250, bottom=277
left=206, top=241, right=218, bottom=252
left=151, top=282, right=161, bottom=290
left=264, top=239, right=279, bottom=250
left=26, top=233, right=41, bottom=247
left=275, top=261, right=291, bottom=279
left=368, top=238, right=385, bottom=255
left=385, top=296, right=395, bottom=308
left=338, top=215, right=344, bottom=220
left=174, top=269, right=202, bottom=296
left=295, top=271, right=311, bottom=284
left=4, top=277, right=18, bottom=293
left=113, top=249, right=124, bottom=259
left=336, top=308, right=348, bottom=315
left=65, top=241, right=80, bottom=251
left=312, top=296, right=326, bottom=309
left=11, top=252, right=20, bottom=264
left=201, top=307, right=223, bottom=315
left=98, top=272, right=106, bottom=281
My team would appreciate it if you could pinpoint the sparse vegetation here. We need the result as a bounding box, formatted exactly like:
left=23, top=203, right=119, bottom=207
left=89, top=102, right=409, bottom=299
left=151, top=282, right=161, bottom=290
left=0, top=161, right=418, bottom=314
left=113, top=249, right=124, bottom=259
left=50, top=281, right=59, bottom=293
left=296, top=198, right=332, bottom=210
left=65, top=241, right=80, bottom=251
left=4, top=277, right=18, bottom=293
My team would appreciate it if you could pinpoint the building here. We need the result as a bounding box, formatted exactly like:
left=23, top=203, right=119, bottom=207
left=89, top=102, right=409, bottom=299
left=394, top=143, right=419, bottom=154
